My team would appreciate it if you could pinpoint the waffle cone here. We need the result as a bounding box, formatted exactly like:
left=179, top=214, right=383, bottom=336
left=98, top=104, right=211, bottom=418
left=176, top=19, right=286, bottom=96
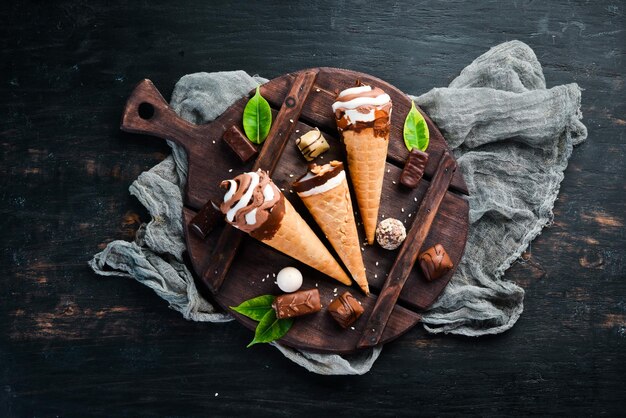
left=299, top=177, right=369, bottom=295
left=259, top=199, right=351, bottom=286
left=342, top=127, right=389, bottom=244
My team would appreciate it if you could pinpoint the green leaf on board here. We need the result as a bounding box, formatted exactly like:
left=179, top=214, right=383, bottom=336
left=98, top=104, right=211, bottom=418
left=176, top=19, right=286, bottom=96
left=242, top=86, right=272, bottom=144
left=403, top=101, right=430, bottom=152
left=230, top=294, right=275, bottom=321
left=246, top=309, right=293, bottom=348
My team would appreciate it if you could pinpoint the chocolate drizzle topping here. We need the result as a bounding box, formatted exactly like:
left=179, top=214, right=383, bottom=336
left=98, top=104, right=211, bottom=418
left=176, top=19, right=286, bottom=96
left=249, top=197, right=285, bottom=241
left=219, top=169, right=283, bottom=236
left=292, top=161, right=344, bottom=194
left=333, top=83, right=392, bottom=137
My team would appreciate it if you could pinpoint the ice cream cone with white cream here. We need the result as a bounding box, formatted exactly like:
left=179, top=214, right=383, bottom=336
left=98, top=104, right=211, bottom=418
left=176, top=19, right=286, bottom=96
left=293, top=161, right=369, bottom=295
left=219, top=169, right=351, bottom=286
left=333, top=84, right=392, bottom=245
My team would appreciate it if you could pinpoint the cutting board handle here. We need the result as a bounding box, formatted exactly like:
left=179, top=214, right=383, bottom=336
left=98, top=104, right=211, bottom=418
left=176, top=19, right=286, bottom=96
left=120, top=79, right=203, bottom=152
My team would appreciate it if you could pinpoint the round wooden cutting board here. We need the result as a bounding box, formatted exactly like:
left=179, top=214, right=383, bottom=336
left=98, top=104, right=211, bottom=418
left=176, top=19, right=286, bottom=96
left=120, top=67, right=469, bottom=354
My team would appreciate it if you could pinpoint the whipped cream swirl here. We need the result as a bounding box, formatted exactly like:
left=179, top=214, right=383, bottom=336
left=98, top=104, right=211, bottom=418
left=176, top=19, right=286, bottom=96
left=332, top=84, right=392, bottom=134
left=219, top=169, right=282, bottom=233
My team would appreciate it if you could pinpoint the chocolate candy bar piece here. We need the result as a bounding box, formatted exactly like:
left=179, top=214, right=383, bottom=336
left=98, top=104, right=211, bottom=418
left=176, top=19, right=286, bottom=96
left=418, top=243, right=453, bottom=281
left=328, top=291, right=364, bottom=328
left=273, top=289, right=321, bottom=319
left=400, top=149, right=429, bottom=188
left=222, top=125, right=258, bottom=163
left=189, top=200, right=223, bottom=239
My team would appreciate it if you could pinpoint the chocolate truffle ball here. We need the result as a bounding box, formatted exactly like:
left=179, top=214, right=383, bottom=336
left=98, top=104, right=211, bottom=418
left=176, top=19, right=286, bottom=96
left=375, top=218, right=406, bottom=250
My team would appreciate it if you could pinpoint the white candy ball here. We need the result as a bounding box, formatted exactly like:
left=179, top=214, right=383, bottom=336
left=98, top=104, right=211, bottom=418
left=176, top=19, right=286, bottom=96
left=276, top=267, right=303, bottom=293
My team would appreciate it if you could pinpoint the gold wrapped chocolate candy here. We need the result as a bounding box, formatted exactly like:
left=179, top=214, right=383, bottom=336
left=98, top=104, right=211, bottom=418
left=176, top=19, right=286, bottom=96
left=295, top=128, right=329, bottom=161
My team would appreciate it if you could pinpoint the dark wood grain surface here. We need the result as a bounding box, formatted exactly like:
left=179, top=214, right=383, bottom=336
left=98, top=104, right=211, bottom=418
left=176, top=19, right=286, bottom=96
left=358, top=152, right=457, bottom=349
left=1, top=0, right=624, bottom=416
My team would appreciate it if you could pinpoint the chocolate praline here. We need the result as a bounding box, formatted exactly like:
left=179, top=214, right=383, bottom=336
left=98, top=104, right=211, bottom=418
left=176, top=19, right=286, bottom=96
left=418, top=244, right=453, bottom=281
left=328, top=291, right=364, bottom=329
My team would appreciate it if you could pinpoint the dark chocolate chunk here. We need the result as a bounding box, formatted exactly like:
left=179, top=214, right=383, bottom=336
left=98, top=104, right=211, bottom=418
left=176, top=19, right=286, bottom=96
left=400, top=149, right=429, bottom=188
left=273, top=289, right=321, bottom=319
left=189, top=200, right=223, bottom=239
left=328, top=291, right=364, bottom=328
left=222, top=125, right=258, bottom=163
left=418, top=243, right=453, bottom=281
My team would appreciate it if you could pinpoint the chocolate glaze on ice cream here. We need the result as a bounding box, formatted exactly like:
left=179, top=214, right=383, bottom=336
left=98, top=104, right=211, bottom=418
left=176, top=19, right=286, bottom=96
left=219, top=169, right=284, bottom=239
left=332, top=83, right=392, bottom=137
left=292, top=161, right=345, bottom=196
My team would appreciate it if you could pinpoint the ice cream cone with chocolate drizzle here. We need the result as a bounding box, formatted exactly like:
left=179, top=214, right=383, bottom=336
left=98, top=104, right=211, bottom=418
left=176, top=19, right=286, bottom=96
left=219, top=169, right=351, bottom=286
left=333, top=84, right=392, bottom=245
left=293, top=161, right=369, bottom=295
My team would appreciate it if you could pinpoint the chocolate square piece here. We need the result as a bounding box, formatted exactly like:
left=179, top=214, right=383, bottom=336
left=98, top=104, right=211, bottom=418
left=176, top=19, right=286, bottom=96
left=273, top=289, right=321, bottom=319
left=418, top=244, right=453, bottom=281
left=189, top=200, right=223, bottom=239
left=222, top=125, right=258, bottom=163
left=400, top=149, right=429, bottom=188
left=328, top=291, right=364, bottom=328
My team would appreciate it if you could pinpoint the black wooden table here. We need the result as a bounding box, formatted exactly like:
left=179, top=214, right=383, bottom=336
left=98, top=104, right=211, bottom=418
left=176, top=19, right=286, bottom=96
left=1, top=1, right=624, bottom=416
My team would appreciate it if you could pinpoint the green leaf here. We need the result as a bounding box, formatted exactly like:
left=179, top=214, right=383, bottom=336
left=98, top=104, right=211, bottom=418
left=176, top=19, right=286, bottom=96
left=230, top=295, right=275, bottom=321
left=247, top=309, right=293, bottom=348
left=230, top=294, right=294, bottom=347
left=243, top=86, right=272, bottom=144
left=403, top=101, right=430, bottom=152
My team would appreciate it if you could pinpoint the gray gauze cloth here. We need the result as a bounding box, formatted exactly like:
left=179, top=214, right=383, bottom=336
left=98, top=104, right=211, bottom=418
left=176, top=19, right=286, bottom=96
left=90, top=41, right=587, bottom=375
